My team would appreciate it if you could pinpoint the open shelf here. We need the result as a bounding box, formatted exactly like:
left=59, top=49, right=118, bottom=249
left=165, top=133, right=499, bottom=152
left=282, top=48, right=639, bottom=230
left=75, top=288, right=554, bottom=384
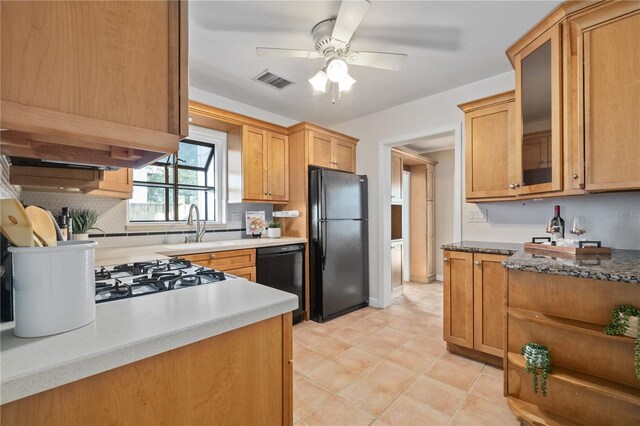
left=508, top=353, right=640, bottom=407
left=507, top=397, right=584, bottom=426
left=508, top=308, right=635, bottom=345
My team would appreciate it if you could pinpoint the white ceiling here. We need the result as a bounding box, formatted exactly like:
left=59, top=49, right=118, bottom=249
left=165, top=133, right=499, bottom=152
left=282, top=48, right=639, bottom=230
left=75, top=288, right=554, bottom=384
left=189, top=1, right=561, bottom=126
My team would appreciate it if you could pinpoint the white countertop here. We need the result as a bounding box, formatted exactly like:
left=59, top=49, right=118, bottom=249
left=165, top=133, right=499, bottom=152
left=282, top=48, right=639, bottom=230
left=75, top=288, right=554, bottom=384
left=0, top=278, right=298, bottom=404
left=95, top=236, right=307, bottom=266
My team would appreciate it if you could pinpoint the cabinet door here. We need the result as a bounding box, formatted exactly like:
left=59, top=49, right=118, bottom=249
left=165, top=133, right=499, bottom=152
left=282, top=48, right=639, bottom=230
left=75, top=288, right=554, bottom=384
left=464, top=101, right=515, bottom=199
left=181, top=249, right=256, bottom=271
left=473, top=253, right=507, bottom=357
left=443, top=251, right=474, bottom=348
left=583, top=12, right=640, bottom=191
left=87, top=169, right=134, bottom=199
left=514, top=25, right=563, bottom=195
left=227, top=266, right=257, bottom=281
left=243, top=127, right=268, bottom=201
left=426, top=163, right=435, bottom=202
left=0, top=1, right=186, bottom=166
left=309, top=131, right=334, bottom=169
left=427, top=201, right=436, bottom=279
left=267, top=132, right=289, bottom=202
left=391, top=153, right=403, bottom=203
left=391, top=242, right=403, bottom=290
left=334, top=138, right=355, bottom=172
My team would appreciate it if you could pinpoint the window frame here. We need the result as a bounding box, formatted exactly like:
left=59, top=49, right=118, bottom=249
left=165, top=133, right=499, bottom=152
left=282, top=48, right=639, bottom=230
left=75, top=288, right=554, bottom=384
left=126, top=125, right=227, bottom=229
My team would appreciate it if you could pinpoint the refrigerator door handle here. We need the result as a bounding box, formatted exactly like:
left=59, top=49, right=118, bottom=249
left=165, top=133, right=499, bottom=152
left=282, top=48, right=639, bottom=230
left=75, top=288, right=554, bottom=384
left=320, top=221, right=327, bottom=270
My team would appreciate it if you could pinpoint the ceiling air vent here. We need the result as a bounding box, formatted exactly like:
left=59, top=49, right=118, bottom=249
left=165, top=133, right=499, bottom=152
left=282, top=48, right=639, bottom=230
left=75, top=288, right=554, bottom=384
left=253, top=70, right=294, bottom=91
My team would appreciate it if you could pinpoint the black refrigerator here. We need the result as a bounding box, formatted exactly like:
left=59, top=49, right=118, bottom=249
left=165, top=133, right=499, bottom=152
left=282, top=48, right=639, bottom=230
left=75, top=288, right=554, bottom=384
left=309, top=169, right=369, bottom=322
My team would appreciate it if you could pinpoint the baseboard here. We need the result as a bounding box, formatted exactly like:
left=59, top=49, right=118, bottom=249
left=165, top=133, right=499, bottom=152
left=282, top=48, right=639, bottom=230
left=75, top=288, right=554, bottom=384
left=409, top=275, right=429, bottom=284
left=436, top=274, right=444, bottom=282
left=368, top=297, right=381, bottom=308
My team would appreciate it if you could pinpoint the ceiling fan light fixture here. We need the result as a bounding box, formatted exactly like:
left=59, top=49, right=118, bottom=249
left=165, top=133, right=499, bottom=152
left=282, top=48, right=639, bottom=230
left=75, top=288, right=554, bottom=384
left=308, top=68, right=328, bottom=93
left=326, top=58, right=348, bottom=83
left=338, top=73, right=356, bottom=92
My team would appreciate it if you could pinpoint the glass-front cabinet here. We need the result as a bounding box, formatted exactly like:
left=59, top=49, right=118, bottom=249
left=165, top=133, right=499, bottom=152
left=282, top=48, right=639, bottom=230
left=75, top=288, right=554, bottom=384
left=512, top=25, right=563, bottom=195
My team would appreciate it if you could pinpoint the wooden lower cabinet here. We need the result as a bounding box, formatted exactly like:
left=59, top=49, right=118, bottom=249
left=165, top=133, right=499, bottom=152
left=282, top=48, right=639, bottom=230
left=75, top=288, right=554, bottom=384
left=390, top=241, right=403, bottom=294
left=180, top=249, right=256, bottom=274
left=443, top=251, right=507, bottom=361
left=227, top=266, right=257, bottom=281
left=506, top=270, right=640, bottom=425
left=0, top=313, right=294, bottom=426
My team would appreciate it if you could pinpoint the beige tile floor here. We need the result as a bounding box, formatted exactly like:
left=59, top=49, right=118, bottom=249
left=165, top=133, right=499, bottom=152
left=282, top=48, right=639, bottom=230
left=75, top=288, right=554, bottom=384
left=293, top=281, right=519, bottom=426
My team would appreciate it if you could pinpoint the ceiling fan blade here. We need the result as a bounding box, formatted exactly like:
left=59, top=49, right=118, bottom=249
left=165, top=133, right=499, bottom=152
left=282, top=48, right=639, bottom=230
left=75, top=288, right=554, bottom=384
left=256, top=48, right=322, bottom=59
left=347, top=51, right=407, bottom=71
left=331, top=0, right=371, bottom=46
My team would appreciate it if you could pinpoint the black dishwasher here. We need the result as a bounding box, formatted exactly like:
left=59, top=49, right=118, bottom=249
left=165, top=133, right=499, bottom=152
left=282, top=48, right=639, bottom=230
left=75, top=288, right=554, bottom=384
left=256, top=244, right=305, bottom=323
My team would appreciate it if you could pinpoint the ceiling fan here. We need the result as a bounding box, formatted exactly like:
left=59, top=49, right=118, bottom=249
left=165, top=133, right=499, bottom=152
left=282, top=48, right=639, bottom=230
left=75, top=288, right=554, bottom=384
left=256, top=0, right=407, bottom=103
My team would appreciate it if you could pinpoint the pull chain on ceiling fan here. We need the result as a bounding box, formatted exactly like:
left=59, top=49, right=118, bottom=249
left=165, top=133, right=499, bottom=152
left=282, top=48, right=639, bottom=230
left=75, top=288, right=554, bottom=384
left=256, top=0, right=407, bottom=102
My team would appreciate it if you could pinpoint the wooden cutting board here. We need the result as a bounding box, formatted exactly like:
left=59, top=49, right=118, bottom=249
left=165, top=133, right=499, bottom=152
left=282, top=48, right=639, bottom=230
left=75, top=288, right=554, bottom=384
left=0, top=199, right=34, bottom=247
left=25, top=205, right=58, bottom=247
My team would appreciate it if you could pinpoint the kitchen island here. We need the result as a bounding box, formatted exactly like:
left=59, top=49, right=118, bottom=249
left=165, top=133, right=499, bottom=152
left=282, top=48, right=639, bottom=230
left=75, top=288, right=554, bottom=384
left=0, top=241, right=300, bottom=425
left=442, top=241, right=640, bottom=425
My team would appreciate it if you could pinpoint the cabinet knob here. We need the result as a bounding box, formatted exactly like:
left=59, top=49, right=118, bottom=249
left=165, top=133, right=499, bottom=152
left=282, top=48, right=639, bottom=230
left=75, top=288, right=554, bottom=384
left=264, top=192, right=268, bottom=196
left=509, top=183, right=516, bottom=189
left=210, top=254, right=216, bottom=259
left=573, top=173, right=579, bottom=179
left=474, top=260, right=481, bottom=266
left=268, top=192, right=272, bottom=195
left=443, top=257, right=448, bottom=262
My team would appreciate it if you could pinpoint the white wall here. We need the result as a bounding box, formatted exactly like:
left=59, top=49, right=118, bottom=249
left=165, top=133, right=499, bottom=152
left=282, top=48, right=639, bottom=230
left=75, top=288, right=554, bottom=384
left=331, top=70, right=640, bottom=307
left=428, top=149, right=455, bottom=279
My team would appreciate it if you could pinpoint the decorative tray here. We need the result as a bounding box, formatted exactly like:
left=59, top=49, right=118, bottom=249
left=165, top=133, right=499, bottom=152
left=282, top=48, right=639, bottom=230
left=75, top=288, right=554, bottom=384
left=524, top=237, right=611, bottom=258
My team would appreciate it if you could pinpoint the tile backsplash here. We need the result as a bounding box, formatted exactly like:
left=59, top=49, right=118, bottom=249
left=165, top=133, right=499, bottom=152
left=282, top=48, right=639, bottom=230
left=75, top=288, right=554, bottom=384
left=0, top=156, right=20, bottom=199
left=19, top=190, right=274, bottom=248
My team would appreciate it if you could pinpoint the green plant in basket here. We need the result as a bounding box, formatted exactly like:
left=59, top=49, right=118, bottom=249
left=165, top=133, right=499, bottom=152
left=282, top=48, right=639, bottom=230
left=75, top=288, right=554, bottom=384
left=604, top=305, right=640, bottom=381
left=69, top=208, right=100, bottom=234
left=521, top=342, right=552, bottom=397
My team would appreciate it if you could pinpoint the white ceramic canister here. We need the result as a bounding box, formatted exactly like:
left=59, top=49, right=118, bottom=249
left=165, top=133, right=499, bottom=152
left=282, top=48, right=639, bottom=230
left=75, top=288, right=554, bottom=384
left=8, top=240, right=97, bottom=338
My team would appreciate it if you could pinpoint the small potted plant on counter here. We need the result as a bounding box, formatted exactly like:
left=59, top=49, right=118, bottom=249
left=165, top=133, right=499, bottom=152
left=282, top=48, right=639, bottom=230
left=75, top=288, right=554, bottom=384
left=521, top=342, right=552, bottom=397
left=605, top=305, right=640, bottom=381
left=69, top=208, right=101, bottom=240
left=266, top=221, right=281, bottom=239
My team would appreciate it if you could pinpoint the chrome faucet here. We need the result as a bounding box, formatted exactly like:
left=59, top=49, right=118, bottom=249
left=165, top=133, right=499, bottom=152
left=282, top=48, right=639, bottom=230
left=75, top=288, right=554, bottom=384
left=185, top=204, right=206, bottom=243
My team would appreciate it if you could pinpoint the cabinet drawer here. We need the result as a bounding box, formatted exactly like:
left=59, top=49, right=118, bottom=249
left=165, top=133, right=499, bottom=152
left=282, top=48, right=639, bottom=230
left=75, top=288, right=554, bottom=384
left=226, top=266, right=256, bottom=282
left=181, top=249, right=256, bottom=271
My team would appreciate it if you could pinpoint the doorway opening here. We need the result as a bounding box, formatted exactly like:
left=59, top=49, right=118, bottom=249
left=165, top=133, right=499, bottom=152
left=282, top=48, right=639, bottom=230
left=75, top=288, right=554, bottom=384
left=381, top=125, right=461, bottom=306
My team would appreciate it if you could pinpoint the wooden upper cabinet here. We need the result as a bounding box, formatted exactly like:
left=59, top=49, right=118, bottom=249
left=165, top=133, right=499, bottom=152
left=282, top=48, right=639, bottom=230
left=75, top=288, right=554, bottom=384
left=580, top=9, right=640, bottom=191
left=391, top=152, right=403, bottom=203
left=10, top=165, right=133, bottom=199
left=0, top=1, right=188, bottom=168
left=308, top=129, right=357, bottom=172
left=242, top=127, right=269, bottom=201
left=267, top=132, right=290, bottom=202
left=513, top=25, right=563, bottom=195
left=334, top=138, right=356, bottom=173
left=309, top=131, right=334, bottom=169
left=460, top=91, right=516, bottom=200
left=240, top=126, right=289, bottom=203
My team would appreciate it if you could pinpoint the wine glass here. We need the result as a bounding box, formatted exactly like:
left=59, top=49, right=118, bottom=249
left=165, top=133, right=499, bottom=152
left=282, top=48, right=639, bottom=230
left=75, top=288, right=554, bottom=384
left=570, top=217, right=587, bottom=236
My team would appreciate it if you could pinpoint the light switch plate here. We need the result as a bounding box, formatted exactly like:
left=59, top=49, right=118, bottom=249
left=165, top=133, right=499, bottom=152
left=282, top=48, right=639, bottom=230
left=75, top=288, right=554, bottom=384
left=467, top=208, right=488, bottom=223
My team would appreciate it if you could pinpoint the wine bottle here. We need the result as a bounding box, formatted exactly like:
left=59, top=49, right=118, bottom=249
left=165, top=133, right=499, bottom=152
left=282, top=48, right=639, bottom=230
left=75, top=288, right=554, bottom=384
left=550, top=205, right=565, bottom=242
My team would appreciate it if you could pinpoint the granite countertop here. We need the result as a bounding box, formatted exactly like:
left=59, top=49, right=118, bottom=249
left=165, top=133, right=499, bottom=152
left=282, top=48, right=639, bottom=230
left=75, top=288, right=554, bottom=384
left=441, top=241, right=640, bottom=284
left=503, top=249, right=640, bottom=284
left=95, top=236, right=307, bottom=266
left=0, top=279, right=298, bottom=404
left=441, top=241, right=522, bottom=256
